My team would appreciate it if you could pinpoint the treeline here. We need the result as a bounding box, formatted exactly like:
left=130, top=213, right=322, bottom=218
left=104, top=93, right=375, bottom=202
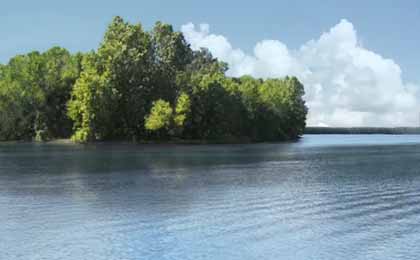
left=305, top=127, right=420, bottom=135
left=0, top=16, right=307, bottom=143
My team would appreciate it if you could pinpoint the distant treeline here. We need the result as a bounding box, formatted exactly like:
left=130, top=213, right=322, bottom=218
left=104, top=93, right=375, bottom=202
left=0, top=16, right=307, bottom=143
left=305, top=127, right=420, bottom=135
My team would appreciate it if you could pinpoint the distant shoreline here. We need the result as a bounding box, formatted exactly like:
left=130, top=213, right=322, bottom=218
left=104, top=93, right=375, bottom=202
left=305, top=127, right=420, bottom=135
left=2, top=129, right=420, bottom=145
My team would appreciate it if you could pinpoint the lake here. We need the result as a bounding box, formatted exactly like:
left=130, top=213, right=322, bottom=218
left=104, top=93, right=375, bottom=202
left=2, top=135, right=420, bottom=260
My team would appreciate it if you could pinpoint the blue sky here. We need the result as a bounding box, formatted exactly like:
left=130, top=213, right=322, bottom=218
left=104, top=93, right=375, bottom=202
left=1, top=0, right=419, bottom=81
left=2, top=0, right=420, bottom=126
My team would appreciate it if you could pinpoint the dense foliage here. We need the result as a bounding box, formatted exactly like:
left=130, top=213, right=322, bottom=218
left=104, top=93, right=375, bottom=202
left=0, top=16, right=307, bottom=143
left=0, top=48, right=82, bottom=141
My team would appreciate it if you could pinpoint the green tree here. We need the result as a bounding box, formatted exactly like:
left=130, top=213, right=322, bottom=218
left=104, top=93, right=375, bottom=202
left=174, top=92, right=191, bottom=128
left=145, top=99, right=173, bottom=132
left=40, top=47, right=82, bottom=138
left=151, top=21, right=193, bottom=105
left=257, top=77, right=307, bottom=140
left=187, top=48, right=228, bottom=75
left=0, top=48, right=80, bottom=141
left=185, top=73, right=247, bottom=140
left=67, top=53, right=115, bottom=142
left=69, top=16, right=154, bottom=142
left=1, top=16, right=307, bottom=143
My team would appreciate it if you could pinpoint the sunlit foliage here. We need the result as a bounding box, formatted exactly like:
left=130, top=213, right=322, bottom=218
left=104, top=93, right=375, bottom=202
left=0, top=16, right=307, bottom=143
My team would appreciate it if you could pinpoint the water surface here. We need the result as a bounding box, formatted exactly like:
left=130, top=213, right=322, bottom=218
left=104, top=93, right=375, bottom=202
left=2, top=135, right=420, bottom=260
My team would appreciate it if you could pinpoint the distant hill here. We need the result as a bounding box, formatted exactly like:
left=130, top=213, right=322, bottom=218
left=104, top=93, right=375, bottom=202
left=305, top=127, right=420, bottom=135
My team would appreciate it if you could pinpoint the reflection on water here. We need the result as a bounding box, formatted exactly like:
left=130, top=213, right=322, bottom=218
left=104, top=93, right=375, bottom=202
left=1, top=135, right=420, bottom=260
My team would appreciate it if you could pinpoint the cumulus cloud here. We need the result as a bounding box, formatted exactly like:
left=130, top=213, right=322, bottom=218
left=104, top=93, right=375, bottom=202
left=181, top=20, right=420, bottom=127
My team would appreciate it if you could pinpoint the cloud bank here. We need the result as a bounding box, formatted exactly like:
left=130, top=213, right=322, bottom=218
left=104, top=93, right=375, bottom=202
left=181, top=20, right=420, bottom=127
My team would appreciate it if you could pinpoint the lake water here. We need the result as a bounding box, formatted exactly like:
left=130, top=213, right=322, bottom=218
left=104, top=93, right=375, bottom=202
left=2, top=135, right=420, bottom=260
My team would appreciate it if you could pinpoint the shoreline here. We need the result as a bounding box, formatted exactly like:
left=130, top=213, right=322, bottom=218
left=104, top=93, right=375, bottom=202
left=2, top=129, right=420, bottom=145
left=0, top=138, right=273, bottom=145
left=305, top=127, right=420, bottom=135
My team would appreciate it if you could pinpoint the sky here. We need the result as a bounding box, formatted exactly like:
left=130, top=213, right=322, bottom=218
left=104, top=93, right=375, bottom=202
left=2, top=0, right=420, bottom=126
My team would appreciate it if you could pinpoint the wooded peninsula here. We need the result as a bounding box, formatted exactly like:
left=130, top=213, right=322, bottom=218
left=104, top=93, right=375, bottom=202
left=0, top=16, right=307, bottom=143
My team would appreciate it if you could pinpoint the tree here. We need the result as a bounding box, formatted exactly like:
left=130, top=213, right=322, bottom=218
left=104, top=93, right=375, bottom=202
left=174, top=92, right=191, bottom=128
left=257, top=77, right=307, bottom=140
left=67, top=52, right=115, bottom=142
left=0, top=48, right=81, bottom=141
left=183, top=73, right=247, bottom=140
left=144, top=93, right=191, bottom=138
left=151, top=21, right=193, bottom=105
left=1, top=16, right=308, bottom=143
left=187, top=48, right=228, bottom=75
left=40, top=47, right=82, bottom=138
left=145, top=99, right=173, bottom=133
left=69, top=16, right=155, bottom=141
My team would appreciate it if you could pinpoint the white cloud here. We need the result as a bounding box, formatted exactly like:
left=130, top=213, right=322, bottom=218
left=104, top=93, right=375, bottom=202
left=181, top=20, right=420, bottom=127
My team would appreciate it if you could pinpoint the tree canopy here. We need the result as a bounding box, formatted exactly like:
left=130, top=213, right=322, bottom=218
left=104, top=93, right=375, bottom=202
left=0, top=16, right=307, bottom=143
